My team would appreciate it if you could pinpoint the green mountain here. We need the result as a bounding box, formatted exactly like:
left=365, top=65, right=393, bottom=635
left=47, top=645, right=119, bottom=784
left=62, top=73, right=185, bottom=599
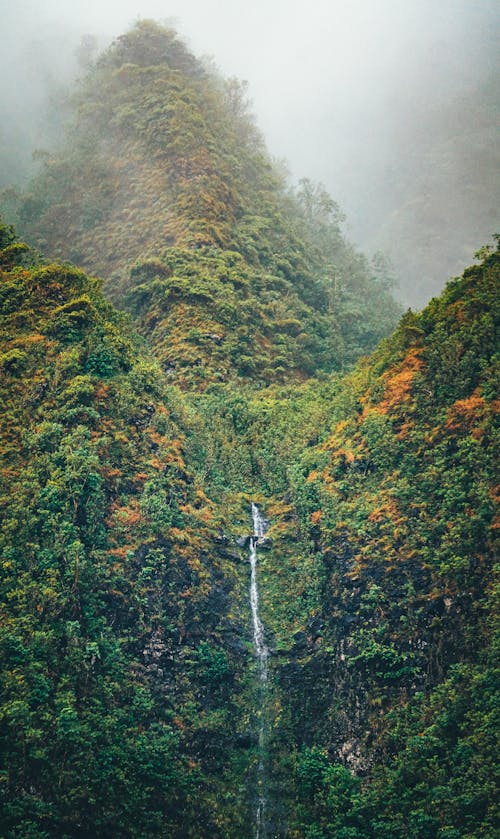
left=13, top=20, right=400, bottom=386
left=0, top=224, right=261, bottom=837
left=0, top=20, right=498, bottom=839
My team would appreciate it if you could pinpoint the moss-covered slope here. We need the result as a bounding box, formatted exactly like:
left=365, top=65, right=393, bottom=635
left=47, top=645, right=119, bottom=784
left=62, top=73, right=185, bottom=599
left=128, top=238, right=497, bottom=837
left=252, top=242, right=499, bottom=837
left=0, top=224, right=259, bottom=837
left=15, top=20, right=400, bottom=387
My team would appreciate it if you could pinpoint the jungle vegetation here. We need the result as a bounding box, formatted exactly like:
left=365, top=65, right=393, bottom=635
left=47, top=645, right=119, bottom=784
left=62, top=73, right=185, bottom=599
left=0, top=20, right=498, bottom=839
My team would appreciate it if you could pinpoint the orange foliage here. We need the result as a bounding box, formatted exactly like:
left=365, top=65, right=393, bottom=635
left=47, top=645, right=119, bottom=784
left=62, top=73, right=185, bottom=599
left=319, top=467, right=337, bottom=490
left=450, top=299, right=466, bottom=322
left=188, top=556, right=202, bottom=572
left=368, top=497, right=401, bottom=524
left=109, top=546, right=132, bottom=559
left=21, top=333, right=46, bottom=345
left=396, top=421, right=412, bottom=440
left=123, top=506, right=141, bottom=527
left=334, top=419, right=350, bottom=435
left=378, top=348, right=423, bottom=414
left=146, top=429, right=186, bottom=472
left=94, top=382, right=111, bottom=401
left=134, top=471, right=149, bottom=483
left=102, top=467, right=123, bottom=480
left=111, top=500, right=142, bottom=529
left=490, top=485, right=500, bottom=530
left=147, top=429, right=167, bottom=447
left=445, top=389, right=495, bottom=433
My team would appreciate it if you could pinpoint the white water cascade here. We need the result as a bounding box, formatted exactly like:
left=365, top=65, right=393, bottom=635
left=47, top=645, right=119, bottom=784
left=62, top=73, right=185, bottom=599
left=249, top=503, right=269, bottom=838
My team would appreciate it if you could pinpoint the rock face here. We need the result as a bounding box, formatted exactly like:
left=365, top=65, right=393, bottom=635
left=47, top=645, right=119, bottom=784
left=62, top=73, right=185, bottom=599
left=237, top=534, right=272, bottom=550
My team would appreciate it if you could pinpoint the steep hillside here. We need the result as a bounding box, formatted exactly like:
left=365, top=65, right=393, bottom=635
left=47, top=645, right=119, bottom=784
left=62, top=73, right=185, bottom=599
left=1, top=226, right=498, bottom=839
left=253, top=243, right=499, bottom=837
left=174, top=241, right=499, bottom=836
left=0, top=19, right=498, bottom=839
left=14, top=20, right=400, bottom=386
left=0, top=223, right=262, bottom=837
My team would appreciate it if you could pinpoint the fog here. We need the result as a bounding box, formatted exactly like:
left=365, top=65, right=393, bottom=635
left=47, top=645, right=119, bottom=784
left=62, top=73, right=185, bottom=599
left=1, top=0, right=499, bottom=306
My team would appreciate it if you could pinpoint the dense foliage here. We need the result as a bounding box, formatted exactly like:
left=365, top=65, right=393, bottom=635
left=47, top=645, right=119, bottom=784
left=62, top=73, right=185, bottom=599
left=0, top=226, right=261, bottom=837
left=13, top=20, right=400, bottom=386
left=0, top=19, right=498, bottom=839
left=266, top=243, right=499, bottom=837
left=164, top=243, right=498, bottom=836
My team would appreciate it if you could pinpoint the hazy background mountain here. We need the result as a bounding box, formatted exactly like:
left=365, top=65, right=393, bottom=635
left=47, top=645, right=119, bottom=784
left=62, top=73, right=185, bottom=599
left=1, top=0, right=499, bottom=307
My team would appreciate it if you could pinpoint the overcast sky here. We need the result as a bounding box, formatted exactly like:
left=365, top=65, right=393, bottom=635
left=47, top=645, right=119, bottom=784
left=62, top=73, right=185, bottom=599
left=2, top=0, right=499, bottom=276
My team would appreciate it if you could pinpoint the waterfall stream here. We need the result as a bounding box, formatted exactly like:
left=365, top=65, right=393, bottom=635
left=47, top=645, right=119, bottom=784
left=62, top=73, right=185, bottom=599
left=249, top=503, right=269, bottom=838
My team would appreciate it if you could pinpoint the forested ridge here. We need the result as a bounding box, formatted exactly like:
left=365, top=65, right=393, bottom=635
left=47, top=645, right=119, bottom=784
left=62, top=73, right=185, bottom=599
left=0, top=20, right=498, bottom=839
left=11, top=21, right=400, bottom=385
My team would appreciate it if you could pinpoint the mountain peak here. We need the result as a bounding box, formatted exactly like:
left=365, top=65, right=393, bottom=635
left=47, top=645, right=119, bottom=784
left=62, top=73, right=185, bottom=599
left=13, top=23, right=401, bottom=387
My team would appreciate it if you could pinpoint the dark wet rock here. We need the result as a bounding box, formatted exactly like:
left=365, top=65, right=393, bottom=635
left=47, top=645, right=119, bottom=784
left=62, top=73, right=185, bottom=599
left=338, top=613, right=358, bottom=629
left=291, top=630, right=308, bottom=649
left=234, top=732, right=256, bottom=749
left=217, top=546, right=242, bottom=562
left=225, top=637, right=248, bottom=655
left=308, top=616, right=325, bottom=638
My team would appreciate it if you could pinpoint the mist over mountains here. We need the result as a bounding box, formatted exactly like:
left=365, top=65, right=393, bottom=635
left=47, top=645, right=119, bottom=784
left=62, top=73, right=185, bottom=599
left=1, top=0, right=498, bottom=308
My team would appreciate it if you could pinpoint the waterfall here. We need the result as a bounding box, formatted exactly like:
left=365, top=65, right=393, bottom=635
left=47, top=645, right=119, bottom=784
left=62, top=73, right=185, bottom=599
left=249, top=503, right=269, bottom=838
left=250, top=503, right=269, bottom=679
